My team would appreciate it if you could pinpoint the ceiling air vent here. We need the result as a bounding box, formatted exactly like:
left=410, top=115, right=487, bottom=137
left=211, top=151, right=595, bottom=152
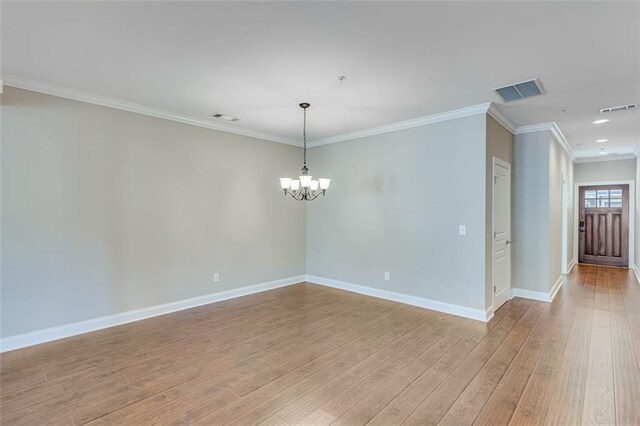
left=494, top=78, right=545, bottom=103
left=600, top=104, right=637, bottom=113
left=211, top=113, right=238, bottom=122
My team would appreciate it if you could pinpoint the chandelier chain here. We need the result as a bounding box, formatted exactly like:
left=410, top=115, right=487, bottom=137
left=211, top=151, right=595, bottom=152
left=303, top=106, right=307, bottom=166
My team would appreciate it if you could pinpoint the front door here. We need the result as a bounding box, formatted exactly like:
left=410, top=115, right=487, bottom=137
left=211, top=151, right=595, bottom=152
left=493, top=158, right=511, bottom=310
left=579, top=185, right=629, bottom=267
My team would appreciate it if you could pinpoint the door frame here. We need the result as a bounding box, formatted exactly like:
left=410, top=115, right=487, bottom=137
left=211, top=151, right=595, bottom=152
left=492, top=156, right=512, bottom=310
left=573, top=180, right=635, bottom=268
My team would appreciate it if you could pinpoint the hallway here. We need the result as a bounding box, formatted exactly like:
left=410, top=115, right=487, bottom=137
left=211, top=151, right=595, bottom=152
left=507, top=264, right=640, bottom=424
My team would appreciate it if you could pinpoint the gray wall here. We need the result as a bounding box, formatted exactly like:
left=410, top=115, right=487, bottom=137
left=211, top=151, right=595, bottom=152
left=548, top=133, right=573, bottom=285
left=514, top=129, right=573, bottom=294
left=306, top=115, right=488, bottom=311
left=629, top=161, right=640, bottom=270
left=485, top=116, right=513, bottom=309
left=513, top=131, right=550, bottom=293
left=574, top=158, right=636, bottom=183
left=3, top=87, right=587, bottom=338
left=1, top=88, right=306, bottom=338
left=636, top=159, right=640, bottom=270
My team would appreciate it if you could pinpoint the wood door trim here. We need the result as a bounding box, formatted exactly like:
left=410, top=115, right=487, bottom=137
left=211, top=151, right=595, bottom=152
left=579, top=184, right=629, bottom=267
left=573, top=180, right=635, bottom=269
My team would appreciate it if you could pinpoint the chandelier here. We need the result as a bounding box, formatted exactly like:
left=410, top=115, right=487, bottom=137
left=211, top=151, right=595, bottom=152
left=279, top=103, right=330, bottom=201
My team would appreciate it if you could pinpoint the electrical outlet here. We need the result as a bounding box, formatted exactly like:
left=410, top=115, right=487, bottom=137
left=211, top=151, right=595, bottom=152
left=384, top=271, right=390, bottom=281
left=458, top=225, right=466, bottom=235
left=213, top=273, right=220, bottom=283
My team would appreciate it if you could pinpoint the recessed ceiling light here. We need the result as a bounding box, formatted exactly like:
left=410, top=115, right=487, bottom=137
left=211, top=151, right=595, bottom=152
left=592, top=119, right=610, bottom=124
left=596, top=139, right=609, bottom=143
left=599, top=151, right=608, bottom=155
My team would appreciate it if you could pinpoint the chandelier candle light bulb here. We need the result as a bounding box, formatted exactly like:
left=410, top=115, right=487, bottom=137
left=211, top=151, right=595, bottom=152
left=299, top=175, right=313, bottom=188
left=279, top=103, right=331, bottom=201
left=280, top=178, right=292, bottom=189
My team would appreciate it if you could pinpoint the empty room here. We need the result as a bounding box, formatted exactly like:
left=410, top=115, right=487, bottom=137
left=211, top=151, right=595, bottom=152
left=1, top=1, right=639, bottom=425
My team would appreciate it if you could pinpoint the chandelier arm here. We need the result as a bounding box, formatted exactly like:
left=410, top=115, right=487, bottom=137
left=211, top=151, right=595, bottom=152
left=306, top=191, right=324, bottom=201
left=283, top=188, right=326, bottom=201
left=287, top=190, right=304, bottom=201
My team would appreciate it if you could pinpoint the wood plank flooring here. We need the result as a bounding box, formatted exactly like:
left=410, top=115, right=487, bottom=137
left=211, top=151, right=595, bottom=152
left=1, top=264, right=640, bottom=425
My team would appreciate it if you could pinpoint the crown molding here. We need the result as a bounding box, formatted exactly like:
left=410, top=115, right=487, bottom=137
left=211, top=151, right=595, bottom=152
left=514, top=122, right=555, bottom=135
left=574, top=154, right=637, bottom=164
left=1, top=75, right=301, bottom=147
left=550, top=123, right=574, bottom=162
left=515, top=121, right=575, bottom=162
left=307, top=103, right=492, bottom=147
left=2, top=75, right=530, bottom=150
left=487, top=104, right=517, bottom=134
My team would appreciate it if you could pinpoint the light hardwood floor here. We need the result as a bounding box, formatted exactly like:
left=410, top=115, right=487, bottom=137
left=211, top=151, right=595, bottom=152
left=1, top=264, right=640, bottom=425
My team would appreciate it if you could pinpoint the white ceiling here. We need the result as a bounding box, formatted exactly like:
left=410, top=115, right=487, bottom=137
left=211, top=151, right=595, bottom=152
left=2, top=1, right=639, bottom=159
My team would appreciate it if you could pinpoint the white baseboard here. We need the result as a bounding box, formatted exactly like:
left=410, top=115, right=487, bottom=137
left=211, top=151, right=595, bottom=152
left=567, top=259, right=576, bottom=274
left=0, top=273, right=505, bottom=352
left=549, top=275, right=563, bottom=302
left=511, top=288, right=550, bottom=302
left=633, top=264, right=640, bottom=285
left=0, top=275, right=305, bottom=353
left=512, top=275, right=562, bottom=303
left=305, top=275, right=491, bottom=322
left=484, top=305, right=495, bottom=323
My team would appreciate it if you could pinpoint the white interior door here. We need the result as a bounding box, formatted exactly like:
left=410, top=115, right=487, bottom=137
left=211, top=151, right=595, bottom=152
left=493, top=157, right=512, bottom=310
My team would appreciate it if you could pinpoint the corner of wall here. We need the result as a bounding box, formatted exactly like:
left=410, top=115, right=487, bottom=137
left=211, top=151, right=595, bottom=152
left=636, top=156, right=640, bottom=271
left=633, top=264, right=640, bottom=286
left=513, top=130, right=552, bottom=294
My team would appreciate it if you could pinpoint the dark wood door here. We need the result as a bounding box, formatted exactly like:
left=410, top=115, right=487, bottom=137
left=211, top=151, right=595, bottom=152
left=579, top=185, right=629, bottom=267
